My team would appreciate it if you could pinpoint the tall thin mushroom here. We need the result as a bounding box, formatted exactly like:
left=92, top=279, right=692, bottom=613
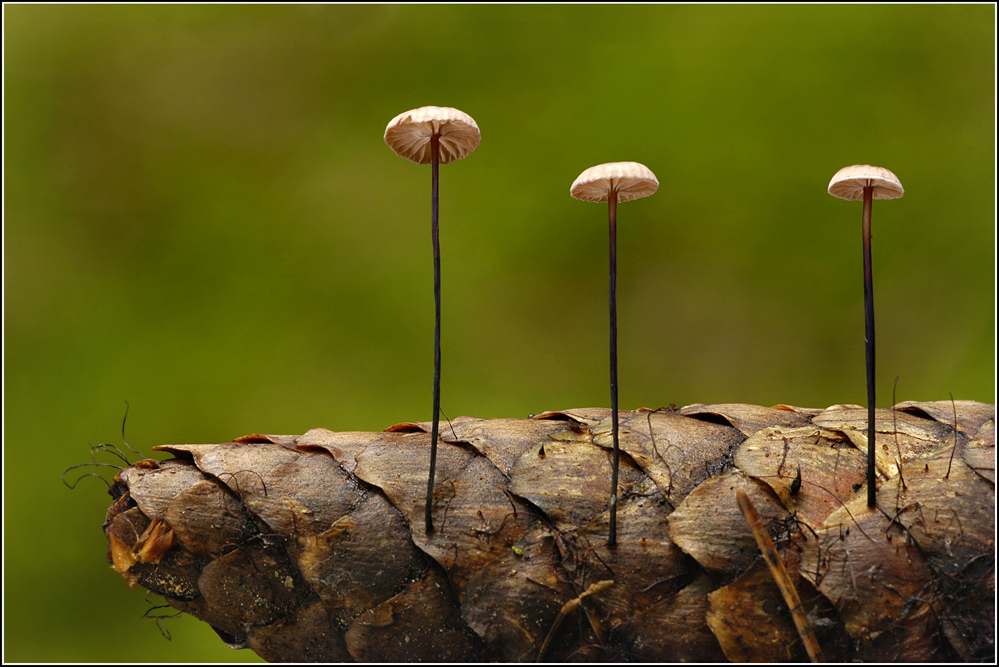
left=385, top=106, right=481, bottom=532
left=828, top=164, right=904, bottom=508
left=571, top=161, right=659, bottom=546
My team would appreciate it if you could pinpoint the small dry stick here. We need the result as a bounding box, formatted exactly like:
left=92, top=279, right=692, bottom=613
left=537, top=579, right=615, bottom=661
left=736, top=490, right=824, bottom=663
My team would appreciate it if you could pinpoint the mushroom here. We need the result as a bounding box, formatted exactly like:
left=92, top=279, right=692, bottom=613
left=828, top=164, right=904, bottom=508
left=385, top=106, right=481, bottom=532
left=571, top=161, right=659, bottom=546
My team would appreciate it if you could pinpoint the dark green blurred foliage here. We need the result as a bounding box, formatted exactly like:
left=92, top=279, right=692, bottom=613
left=4, top=5, right=993, bottom=662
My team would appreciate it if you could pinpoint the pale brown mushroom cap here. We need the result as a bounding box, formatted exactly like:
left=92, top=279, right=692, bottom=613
left=384, top=106, right=480, bottom=165
left=570, top=162, right=659, bottom=203
left=828, top=164, right=904, bottom=201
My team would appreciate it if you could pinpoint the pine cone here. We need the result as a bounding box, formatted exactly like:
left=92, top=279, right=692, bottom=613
left=103, top=401, right=995, bottom=662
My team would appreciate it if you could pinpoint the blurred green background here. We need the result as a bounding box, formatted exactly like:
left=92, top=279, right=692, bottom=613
left=4, top=5, right=994, bottom=662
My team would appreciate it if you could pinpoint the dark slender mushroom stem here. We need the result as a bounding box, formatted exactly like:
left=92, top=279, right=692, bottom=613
left=827, top=164, right=903, bottom=510
left=608, top=191, right=620, bottom=547
left=861, top=183, right=876, bottom=508
left=426, top=134, right=441, bottom=533
left=384, top=106, right=480, bottom=534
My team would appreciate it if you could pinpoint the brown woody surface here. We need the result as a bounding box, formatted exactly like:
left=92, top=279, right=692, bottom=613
left=103, top=401, right=995, bottom=662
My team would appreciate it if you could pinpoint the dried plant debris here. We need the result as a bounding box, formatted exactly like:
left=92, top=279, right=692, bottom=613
left=706, top=548, right=845, bottom=662
left=101, top=403, right=995, bottom=662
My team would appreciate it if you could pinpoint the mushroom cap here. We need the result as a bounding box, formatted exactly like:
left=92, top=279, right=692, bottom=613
left=384, top=106, right=481, bottom=165
left=570, top=162, right=659, bottom=203
left=828, top=165, right=904, bottom=201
